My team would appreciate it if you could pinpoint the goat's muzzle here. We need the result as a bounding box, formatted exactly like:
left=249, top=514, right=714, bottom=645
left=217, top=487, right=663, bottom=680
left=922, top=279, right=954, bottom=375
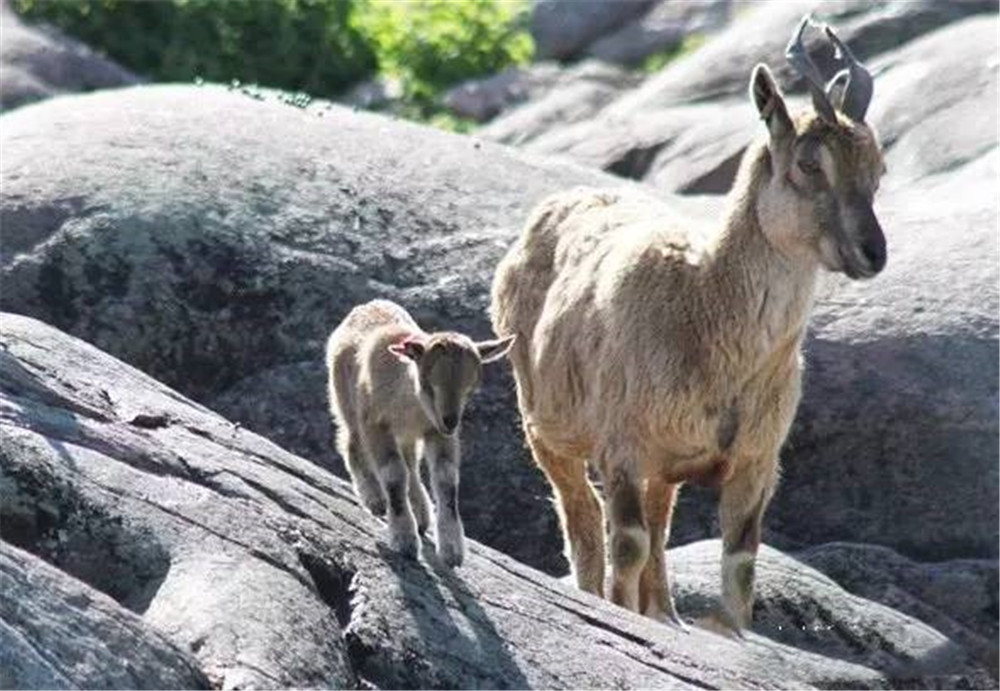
left=842, top=199, right=886, bottom=279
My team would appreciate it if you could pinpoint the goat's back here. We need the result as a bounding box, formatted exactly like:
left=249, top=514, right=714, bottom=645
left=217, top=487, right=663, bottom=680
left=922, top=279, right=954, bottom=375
left=491, top=187, right=715, bottom=454
left=326, top=300, right=420, bottom=435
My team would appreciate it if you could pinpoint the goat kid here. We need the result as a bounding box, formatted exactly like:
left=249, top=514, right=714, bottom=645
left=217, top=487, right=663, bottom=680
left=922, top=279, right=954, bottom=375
left=327, top=299, right=514, bottom=567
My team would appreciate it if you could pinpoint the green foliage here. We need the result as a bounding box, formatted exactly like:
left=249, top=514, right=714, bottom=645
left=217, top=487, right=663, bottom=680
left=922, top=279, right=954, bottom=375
left=12, top=0, right=377, bottom=98
left=351, top=0, right=533, bottom=106
left=641, top=34, right=707, bottom=75
left=12, top=0, right=534, bottom=129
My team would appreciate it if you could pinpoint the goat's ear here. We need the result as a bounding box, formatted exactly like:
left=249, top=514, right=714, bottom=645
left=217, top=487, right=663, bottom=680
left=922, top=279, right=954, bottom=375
left=750, top=64, right=793, bottom=143
left=475, top=335, right=515, bottom=364
left=388, top=337, right=425, bottom=362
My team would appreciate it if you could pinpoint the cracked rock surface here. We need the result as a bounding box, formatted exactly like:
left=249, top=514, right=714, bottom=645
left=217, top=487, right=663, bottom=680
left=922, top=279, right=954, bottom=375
left=5, top=312, right=969, bottom=690
left=0, top=542, right=209, bottom=690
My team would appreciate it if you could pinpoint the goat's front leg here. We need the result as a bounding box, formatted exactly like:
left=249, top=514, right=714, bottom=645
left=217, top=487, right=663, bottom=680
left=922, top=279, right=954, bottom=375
left=717, top=462, right=777, bottom=633
left=363, top=424, right=418, bottom=558
left=604, top=455, right=649, bottom=613
left=400, top=441, right=431, bottom=535
left=425, top=432, right=465, bottom=567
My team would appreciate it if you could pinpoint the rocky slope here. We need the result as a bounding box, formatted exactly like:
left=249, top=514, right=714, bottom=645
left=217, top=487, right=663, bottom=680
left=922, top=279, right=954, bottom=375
left=1, top=313, right=992, bottom=689
left=0, top=2, right=997, bottom=685
left=2, top=82, right=996, bottom=579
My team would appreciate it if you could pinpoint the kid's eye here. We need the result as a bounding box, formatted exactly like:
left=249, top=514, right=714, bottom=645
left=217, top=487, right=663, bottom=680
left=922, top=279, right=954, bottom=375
left=798, top=158, right=821, bottom=175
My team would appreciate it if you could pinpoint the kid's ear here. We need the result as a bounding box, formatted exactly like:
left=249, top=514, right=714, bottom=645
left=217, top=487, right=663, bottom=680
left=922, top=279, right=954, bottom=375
left=750, top=64, right=793, bottom=144
left=475, top=335, right=516, bottom=364
left=388, top=337, right=425, bottom=362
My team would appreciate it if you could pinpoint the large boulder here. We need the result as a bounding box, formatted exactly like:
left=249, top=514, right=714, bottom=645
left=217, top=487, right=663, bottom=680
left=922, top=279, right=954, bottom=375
left=442, top=60, right=637, bottom=124
left=597, top=0, right=997, bottom=115
left=797, top=542, right=999, bottom=678
left=0, top=73, right=995, bottom=584
left=0, top=543, right=210, bottom=689
left=530, top=0, right=653, bottom=61
left=669, top=541, right=992, bottom=688
left=3, top=312, right=967, bottom=690
left=0, top=1, right=139, bottom=112
left=586, top=0, right=732, bottom=67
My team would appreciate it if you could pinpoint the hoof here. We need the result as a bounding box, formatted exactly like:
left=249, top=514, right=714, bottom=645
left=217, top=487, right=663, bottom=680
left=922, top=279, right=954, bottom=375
left=360, top=493, right=387, bottom=518
left=414, top=510, right=430, bottom=536
left=388, top=529, right=419, bottom=559
left=437, top=539, right=465, bottom=569
left=648, top=610, right=690, bottom=633
left=644, top=600, right=690, bottom=632
left=693, top=611, right=745, bottom=640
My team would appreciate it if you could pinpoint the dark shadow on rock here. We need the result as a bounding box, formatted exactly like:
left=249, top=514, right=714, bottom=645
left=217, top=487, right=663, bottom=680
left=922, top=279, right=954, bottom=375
left=377, top=543, right=530, bottom=690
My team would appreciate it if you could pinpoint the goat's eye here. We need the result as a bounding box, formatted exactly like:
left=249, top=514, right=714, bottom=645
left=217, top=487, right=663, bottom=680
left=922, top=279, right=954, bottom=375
left=797, top=158, right=821, bottom=175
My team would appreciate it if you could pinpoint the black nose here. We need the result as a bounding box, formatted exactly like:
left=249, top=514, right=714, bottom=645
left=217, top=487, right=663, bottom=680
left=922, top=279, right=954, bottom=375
left=854, top=199, right=886, bottom=275
left=860, top=234, right=886, bottom=273
left=442, top=414, right=458, bottom=433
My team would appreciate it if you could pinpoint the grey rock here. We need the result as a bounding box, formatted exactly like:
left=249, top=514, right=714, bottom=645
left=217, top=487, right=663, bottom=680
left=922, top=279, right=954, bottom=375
left=531, top=0, right=653, bottom=61
left=518, top=96, right=756, bottom=193
left=443, top=62, right=563, bottom=122
left=1, top=312, right=919, bottom=690
left=443, top=60, right=635, bottom=124
left=0, top=542, right=210, bottom=690
left=587, top=0, right=732, bottom=67
left=0, top=0, right=139, bottom=112
left=866, top=15, right=999, bottom=187
left=669, top=540, right=993, bottom=688
left=478, top=76, right=626, bottom=147
left=798, top=542, right=999, bottom=678
left=472, top=60, right=641, bottom=143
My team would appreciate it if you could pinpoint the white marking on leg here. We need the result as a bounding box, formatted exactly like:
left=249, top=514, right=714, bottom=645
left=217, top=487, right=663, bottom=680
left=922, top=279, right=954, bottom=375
left=722, top=550, right=756, bottom=631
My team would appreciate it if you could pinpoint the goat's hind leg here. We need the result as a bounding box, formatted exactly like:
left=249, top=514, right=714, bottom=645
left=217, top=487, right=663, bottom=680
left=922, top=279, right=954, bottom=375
left=639, top=477, right=685, bottom=628
left=363, top=423, right=419, bottom=558
left=340, top=428, right=386, bottom=517
left=605, top=456, right=649, bottom=613
left=528, top=431, right=605, bottom=597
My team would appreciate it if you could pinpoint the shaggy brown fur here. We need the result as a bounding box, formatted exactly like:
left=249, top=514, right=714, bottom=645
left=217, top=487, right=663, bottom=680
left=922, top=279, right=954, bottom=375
left=490, top=64, right=885, bottom=630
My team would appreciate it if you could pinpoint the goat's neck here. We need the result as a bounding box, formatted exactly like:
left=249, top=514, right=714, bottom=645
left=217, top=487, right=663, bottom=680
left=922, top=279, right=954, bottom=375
left=702, top=146, right=819, bottom=360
